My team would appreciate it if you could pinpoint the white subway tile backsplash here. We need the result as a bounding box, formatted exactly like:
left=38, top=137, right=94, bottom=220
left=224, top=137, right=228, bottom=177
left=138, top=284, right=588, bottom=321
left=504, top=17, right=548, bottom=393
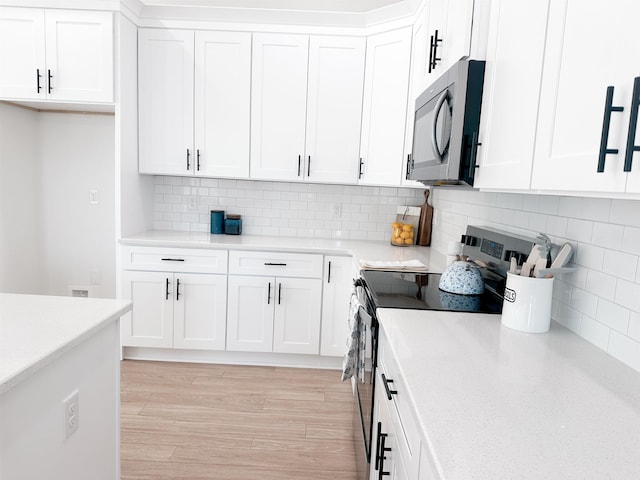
left=573, top=243, right=605, bottom=271
left=596, top=299, right=630, bottom=334
left=591, top=222, right=624, bottom=250
left=585, top=270, right=616, bottom=302
left=570, top=288, right=598, bottom=318
left=622, top=226, right=640, bottom=255
left=629, top=312, right=640, bottom=341
left=614, top=279, right=640, bottom=313
left=558, top=196, right=582, bottom=218
left=566, top=218, right=593, bottom=242
left=603, top=250, right=637, bottom=282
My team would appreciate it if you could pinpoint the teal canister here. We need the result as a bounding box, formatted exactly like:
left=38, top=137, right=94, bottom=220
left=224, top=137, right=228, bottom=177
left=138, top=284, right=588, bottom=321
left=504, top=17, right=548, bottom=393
left=210, top=210, right=225, bottom=234
left=224, top=214, right=242, bottom=235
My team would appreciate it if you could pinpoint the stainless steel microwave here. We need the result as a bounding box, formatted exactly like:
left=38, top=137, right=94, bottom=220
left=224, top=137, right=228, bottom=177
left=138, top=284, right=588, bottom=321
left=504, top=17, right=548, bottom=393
left=408, top=59, right=485, bottom=186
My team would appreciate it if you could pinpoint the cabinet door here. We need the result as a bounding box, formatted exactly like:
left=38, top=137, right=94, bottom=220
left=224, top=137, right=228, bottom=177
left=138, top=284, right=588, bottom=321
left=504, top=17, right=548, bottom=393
left=320, top=256, right=353, bottom=356
left=273, top=277, right=322, bottom=355
left=441, top=0, right=474, bottom=69
left=359, top=28, right=412, bottom=186
left=250, top=33, right=309, bottom=181
left=173, top=273, right=227, bottom=350
left=195, top=31, right=251, bottom=178
left=473, top=0, right=549, bottom=190
left=402, top=7, right=432, bottom=187
left=138, top=29, right=194, bottom=176
left=227, top=275, right=275, bottom=352
left=532, top=0, right=640, bottom=193
left=304, top=36, right=365, bottom=183
left=121, top=271, right=173, bottom=348
left=0, top=8, right=45, bottom=100
left=44, top=10, right=113, bottom=102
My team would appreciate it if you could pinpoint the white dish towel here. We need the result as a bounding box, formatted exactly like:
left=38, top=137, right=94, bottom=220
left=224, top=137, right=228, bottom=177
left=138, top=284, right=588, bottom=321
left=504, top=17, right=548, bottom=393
left=341, top=292, right=364, bottom=382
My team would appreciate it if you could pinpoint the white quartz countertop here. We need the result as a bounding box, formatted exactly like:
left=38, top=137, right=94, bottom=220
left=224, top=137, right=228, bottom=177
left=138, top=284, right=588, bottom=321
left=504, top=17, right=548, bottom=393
left=120, top=230, right=446, bottom=272
left=0, top=294, right=132, bottom=394
left=377, top=308, right=640, bottom=479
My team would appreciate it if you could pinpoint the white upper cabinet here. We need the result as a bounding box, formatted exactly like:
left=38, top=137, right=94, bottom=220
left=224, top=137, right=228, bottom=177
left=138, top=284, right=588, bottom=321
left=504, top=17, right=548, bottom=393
left=250, top=33, right=365, bottom=183
left=0, top=7, right=113, bottom=103
left=195, top=31, right=252, bottom=178
left=473, top=0, right=550, bottom=190
left=305, top=36, right=365, bottom=183
left=531, top=0, right=640, bottom=194
left=250, top=33, right=309, bottom=181
left=423, top=0, right=475, bottom=82
left=138, top=29, right=194, bottom=176
left=359, top=27, right=412, bottom=186
left=139, top=29, right=251, bottom=178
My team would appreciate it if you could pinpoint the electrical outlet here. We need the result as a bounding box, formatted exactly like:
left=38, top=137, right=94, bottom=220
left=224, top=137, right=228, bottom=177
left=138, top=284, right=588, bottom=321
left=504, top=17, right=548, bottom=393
left=63, top=390, right=80, bottom=438
left=187, top=196, right=198, bottom=211
left=89, top=190, right=98, bottom=205
left=330, top=203, right=342, bottom=218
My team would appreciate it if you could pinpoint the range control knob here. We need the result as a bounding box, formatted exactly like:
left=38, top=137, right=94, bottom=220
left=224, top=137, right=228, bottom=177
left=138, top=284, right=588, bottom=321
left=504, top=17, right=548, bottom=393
left=460, top=235, right=479, bottom=246
left=505, top=250, right=527, bottom=266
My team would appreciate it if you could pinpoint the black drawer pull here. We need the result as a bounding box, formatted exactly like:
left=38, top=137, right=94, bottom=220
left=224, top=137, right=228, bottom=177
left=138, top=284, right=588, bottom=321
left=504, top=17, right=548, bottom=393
left=382, top=373, right=397, bottom=400
left=267, top=282, right=271, bottom=305
left=264, top=262, right=287, bottom=266
left=176, top=278, right=181, bottom=301
left=165, top=278, right=170, bottom=300
left=161, top=258, right=185, bottom=262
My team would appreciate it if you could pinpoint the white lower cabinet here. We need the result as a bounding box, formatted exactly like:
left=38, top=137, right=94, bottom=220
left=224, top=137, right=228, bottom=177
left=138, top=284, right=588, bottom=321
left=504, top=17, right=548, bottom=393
left=371, top=328, right=423, bottom=480
left=121, top=271, right=227, bottom=350
left=320, top=255, right=355, bottom=356
left=227, top=276, right=322, bottom=354
left=227, top=250, right=323, bottom=354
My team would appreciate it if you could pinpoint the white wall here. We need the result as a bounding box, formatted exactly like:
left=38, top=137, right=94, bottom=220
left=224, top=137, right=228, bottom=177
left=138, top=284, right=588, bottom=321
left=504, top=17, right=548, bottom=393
left=0, top=103, right=44, bottom=294
left=431, top=188, right=640, bottom=373
left=151, top=176, right=426, bottom=240
left=38, top=112, right=116, bottom=298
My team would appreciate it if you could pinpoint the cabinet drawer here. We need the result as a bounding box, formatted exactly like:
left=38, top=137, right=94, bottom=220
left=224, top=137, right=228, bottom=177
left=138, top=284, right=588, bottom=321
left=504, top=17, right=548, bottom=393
left=228, top=250, right=323, bottom=278
left=122, top=246, right=228, bottom=274
left=379, top=330, right=421, bottom=477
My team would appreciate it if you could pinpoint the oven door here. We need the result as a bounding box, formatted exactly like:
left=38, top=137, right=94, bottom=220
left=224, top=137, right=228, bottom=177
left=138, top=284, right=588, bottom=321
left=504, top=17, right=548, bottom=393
left=352, top=284, right=377, bottom=480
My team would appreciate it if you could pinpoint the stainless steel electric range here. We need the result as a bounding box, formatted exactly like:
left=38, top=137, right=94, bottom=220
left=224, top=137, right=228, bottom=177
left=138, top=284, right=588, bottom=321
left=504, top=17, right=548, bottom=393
left=352, top=226, right=539, bottom=480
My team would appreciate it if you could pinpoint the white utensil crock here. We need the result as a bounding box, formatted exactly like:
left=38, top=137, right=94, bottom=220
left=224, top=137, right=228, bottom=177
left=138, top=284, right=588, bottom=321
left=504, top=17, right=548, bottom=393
left=501, top=272, right=554, bottom=333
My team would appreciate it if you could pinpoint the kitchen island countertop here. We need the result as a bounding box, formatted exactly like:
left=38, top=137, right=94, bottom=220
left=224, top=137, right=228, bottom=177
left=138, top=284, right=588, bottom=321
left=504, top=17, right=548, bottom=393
left=120, top=230, right=446, bottom=272
left=0, top=294, right=132, bottom=394
left=377, top=308, right=640, bottom=479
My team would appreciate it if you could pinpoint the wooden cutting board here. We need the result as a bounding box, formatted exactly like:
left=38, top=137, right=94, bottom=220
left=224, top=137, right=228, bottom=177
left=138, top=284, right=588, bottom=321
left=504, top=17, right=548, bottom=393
left=416, top=189, right=433, bottom=246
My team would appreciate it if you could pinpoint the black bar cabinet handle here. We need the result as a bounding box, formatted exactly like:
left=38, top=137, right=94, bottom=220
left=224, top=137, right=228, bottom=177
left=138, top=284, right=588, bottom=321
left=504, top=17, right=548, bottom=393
left=264, top=262, right=287, bottom=266
left=165, top=278, right=170, bottom=300
left=598, top=86, right=624, bottom=172
left=378, top=433, right=391, bottom=480
left=186, top=148, right=191, bottom=170
left=267, top=282, right=271, bottom=305
left=278, top=283, right=282, bottom=305
left=161, top=258, right=185, bottom=262
left=429, top=30, right=442, bottom=73
left=624, top=76, right=640, bottom=172
left=358, top=158, right=364, bottom=179
left=405, top=154, right=411, bottom=180
left=36, top=69, right=42, bottom=93
left=197, top=149, right=201, bottom=171
left=327, top=261, right=332, bottom=283
left=307, top=155, right=311, bottom=176
left=298, top=155, right=302, bottom=176
left=176, top=278, right=181, bottom=301
left=428, top=35, right=435, bottom=74
left=47, top=69, right=52, bottom=94
left=382, top=373, right=397, bottom=400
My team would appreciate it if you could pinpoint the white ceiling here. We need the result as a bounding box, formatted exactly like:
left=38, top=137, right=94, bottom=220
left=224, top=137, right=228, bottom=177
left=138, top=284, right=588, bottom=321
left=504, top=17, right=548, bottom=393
left=139, top=0, right=405, bottom=14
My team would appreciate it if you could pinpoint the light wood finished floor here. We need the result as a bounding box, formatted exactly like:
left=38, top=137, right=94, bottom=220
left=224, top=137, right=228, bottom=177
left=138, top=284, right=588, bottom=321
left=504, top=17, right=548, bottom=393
left=120, top=360, right=357, bottom=480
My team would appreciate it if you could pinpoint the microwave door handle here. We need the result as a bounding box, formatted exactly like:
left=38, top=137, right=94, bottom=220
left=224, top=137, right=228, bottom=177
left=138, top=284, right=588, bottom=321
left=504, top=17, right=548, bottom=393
left=432, top=90, right=450, bottom=162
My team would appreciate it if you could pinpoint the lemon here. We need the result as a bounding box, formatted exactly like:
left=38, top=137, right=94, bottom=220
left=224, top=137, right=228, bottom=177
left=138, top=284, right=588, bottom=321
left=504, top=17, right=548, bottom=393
left=404, top=237, right=414, bottom=245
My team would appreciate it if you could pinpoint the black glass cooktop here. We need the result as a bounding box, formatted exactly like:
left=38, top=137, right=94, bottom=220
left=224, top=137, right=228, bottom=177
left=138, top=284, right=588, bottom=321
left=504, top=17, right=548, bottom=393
left=360, top=270, right=504, bottom=314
